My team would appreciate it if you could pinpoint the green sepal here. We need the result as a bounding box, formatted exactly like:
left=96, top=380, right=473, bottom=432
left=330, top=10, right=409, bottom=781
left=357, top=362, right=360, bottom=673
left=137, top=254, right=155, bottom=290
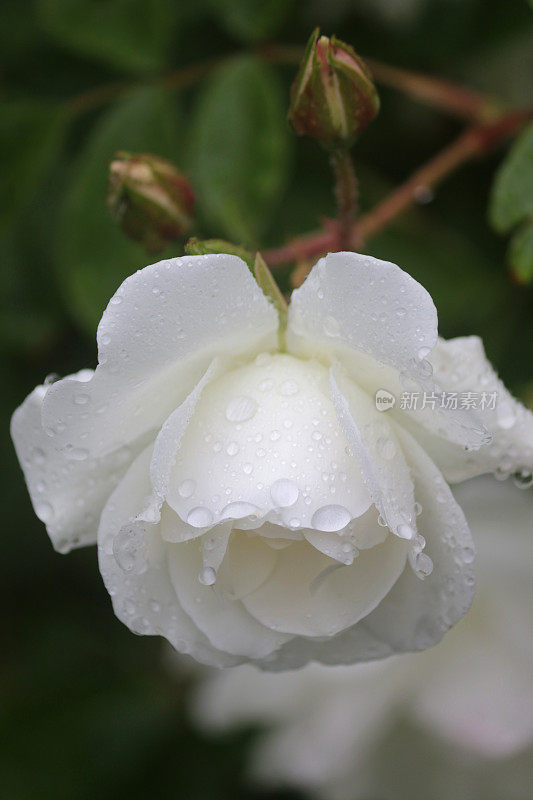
left=253, top=251, right=288, bottom=351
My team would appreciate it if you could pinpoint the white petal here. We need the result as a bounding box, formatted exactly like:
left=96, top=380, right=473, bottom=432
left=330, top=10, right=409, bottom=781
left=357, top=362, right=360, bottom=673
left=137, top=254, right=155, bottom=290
left=167, top=534, right=292, bottom=659
left=150, top=358, right=224, bottom=502
left=357, top=423, right=476, bottom=654
left=258, top=423, right=475, bottom=670
left=414, top=639, right=533, bottom=759
left=242, top=536, right=407, bottom=637
left=413, top=475, right=533, bottom=758
left=218, top=532, right=279, bottom=600
left=10, top=374, right=148, bottom=553
left=400, top=336, right=533, bottom=481
left=287, top=252, right=490, bottom=452
left=97, top=445, right=241, bottom=667
left=287, top=251, right=437, bottom=378
left=165, top=354, right=371, bottom=534
left=329, top=365, right=416, bottom=540
left=41, top=254, right=278, bottom=458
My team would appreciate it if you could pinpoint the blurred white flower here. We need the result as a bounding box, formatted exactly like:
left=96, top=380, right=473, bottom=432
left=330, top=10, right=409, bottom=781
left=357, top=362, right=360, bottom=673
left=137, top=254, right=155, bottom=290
left=11, top=252, right=533, bottom=668
left=192, top=476, right=533, bottom=798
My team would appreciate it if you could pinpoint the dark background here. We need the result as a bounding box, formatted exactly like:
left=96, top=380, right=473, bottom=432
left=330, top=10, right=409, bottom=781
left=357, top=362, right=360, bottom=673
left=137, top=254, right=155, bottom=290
left=2, top=1, right=532, bottom=798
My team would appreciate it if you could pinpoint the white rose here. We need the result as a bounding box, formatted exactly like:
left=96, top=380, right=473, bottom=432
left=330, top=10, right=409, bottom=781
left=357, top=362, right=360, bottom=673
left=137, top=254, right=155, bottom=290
left=11, top=252, right=533, bottom=668
left=192, top=477, right=533, bottom=799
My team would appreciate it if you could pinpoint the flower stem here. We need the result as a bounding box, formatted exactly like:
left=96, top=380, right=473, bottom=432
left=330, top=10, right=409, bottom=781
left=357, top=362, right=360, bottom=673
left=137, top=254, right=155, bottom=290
left=264, top=108, right=533, bottom=267
left=330, top=148, right=358, bottom=250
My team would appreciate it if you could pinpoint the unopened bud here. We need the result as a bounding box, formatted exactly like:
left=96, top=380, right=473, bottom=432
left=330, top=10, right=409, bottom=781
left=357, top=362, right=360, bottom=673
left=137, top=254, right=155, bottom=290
left=289, top=29, right=379, bottom=149
left=108, top=152, right=194, bottom=253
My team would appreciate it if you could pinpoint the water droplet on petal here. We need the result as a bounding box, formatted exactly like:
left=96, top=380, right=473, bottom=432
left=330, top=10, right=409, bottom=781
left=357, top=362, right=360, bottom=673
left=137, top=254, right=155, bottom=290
left=187, top=507, right=213, bottom=528
left=178, top=479, right=196, bottom=498
left=415, top=553, right=433, bottom=577
left=396, top=523, right=415, bottom=540
left=418, top=346, right=431, bottom=360
left=225, top=395, right=258, bottom=423
left=221, top=501, right=259, bottom=520
left=36, top=501, right=54, bottom=523
left=270, top=479, right=299, bottom=508
left=323, top=315, right=341, bottom=337
left=198, top=566, right=217, bottom=586
left=279, top=380, right=299, bottom=397
left=497, top=402, right=516, bottom=430
left=311, top=504, right=351, bottom=532
left=112, top=526, right=148, bottom=574
left=513, top=470, right=533, bottom=490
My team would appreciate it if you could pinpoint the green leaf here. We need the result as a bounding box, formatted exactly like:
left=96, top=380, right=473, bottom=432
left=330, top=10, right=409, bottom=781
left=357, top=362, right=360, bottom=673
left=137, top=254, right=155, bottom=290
left=36, top=0, right=177, bottom=73
left=509, top=221, right=533, bottom=283
left=490, top=121, right=533, bottom=232
left=56, top=87, right=183, bottom=335
left=0, top=101, right=68, bottom=237
left=189, top=56, right=290, bottom=245
left=207, top=0, right=293, bottom=42
left=254, top=251, right=287, bottom=348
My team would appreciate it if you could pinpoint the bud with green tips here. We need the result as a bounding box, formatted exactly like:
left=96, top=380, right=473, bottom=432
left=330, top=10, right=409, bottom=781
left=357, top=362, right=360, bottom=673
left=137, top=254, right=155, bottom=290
left=108, top=152, right=195, bottom=253
left=288, top=28, right=379, bottom=149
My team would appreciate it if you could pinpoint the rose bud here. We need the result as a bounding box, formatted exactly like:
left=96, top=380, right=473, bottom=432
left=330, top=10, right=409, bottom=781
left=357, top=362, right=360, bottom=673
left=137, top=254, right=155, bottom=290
left=289, top=28, right=380, bottom=149
left=107, top=152, right=195, bottom=253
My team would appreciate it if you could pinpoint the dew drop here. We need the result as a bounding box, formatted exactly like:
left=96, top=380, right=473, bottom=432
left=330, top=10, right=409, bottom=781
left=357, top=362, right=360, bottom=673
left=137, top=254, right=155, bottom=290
left=415, top=553, right=434, bottom=577
left=226, top=441, right=239, bottom=456
left=187, top=507, right=214, bottom=528
left=66, top=447, right=89, bottom=461
left=462, top=546, right=475, bottom=564
left=418, top=346, right=431, bottom=360
left=198, top=566, right=217, bottom=586
left=513, top=470, right=533, bottom=490
left=311, top=504, right=351, bottom=532
left=396, top=523, right=415, bottom=540
left=497, top=402, right=516, bottom=430
left=178, top=479, right=196, bottom=498
left=279, top=380, right=299, bottom=397
left=112, top=526, right=148, bottom=574
left=225, top=395, right=258, bottom=423
left=36, top=501, right=54, bottom=523
left=32, top=447, right=45, bottom=465
left=270, top=479, right=299, bottom=508
left=323, top=315, right=341, bottom=337
left=221, top=501, right=259, bottom=520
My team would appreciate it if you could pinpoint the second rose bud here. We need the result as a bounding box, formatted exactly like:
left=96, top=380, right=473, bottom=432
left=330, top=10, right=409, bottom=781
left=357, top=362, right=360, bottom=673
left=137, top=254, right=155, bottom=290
left=108, top=152, right=195, bottom=254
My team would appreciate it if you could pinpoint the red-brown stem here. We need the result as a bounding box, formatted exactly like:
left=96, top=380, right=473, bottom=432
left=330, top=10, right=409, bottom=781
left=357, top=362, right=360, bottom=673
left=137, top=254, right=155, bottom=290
left=264, top=109, right=533, bottom=267
left=67, top=47, right=502, bottom=123
left=365, top=59, right=500, bottom=121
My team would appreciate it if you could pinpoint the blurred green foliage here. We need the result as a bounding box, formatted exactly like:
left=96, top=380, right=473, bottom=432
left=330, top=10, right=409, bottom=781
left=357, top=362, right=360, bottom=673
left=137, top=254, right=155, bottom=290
left=1, top=1, right=532, bottom=799
left=490, top=121, right=533, bottom=282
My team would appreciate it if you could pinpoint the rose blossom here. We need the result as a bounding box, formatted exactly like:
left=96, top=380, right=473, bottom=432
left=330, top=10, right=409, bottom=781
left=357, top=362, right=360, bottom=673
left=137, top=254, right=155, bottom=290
left=11, top=251, right=533, bottom=668
left=192, top=477, right=533, bottom=799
